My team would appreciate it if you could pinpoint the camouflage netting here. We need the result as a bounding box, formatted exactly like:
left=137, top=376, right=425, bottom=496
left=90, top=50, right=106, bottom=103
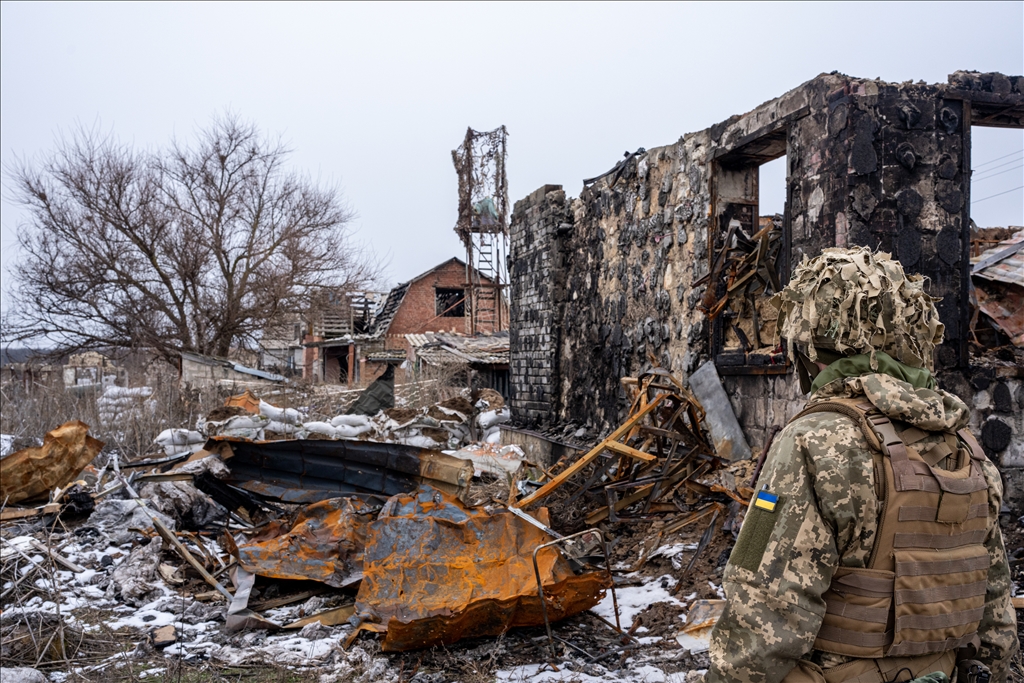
left=773, top=246, right=944, bottom=370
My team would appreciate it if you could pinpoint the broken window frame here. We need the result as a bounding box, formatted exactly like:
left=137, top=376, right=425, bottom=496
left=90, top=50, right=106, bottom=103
left=707, top=123, right=794, bottom=376
left=960, top=94, right=1024, bottom=362
left=435, top=287, right=467, bottom=318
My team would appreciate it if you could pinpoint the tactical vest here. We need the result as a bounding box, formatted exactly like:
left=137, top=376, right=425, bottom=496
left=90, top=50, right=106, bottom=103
left=795, top=398, right=991, bottom=661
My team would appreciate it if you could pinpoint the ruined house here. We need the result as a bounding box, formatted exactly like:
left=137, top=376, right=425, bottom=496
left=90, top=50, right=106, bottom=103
left=290, top=258, right=509, bottom=387
left=508, top=71, right=1024, bottom=509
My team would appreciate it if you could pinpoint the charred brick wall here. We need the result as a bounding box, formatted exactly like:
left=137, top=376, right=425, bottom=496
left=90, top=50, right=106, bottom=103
left=509, top=70, right=1023, bottom=454
left=509, top=185, right=572, bottom=427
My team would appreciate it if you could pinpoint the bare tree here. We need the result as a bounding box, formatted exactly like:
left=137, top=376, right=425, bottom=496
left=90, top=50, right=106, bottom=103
left=5, top=115, right=377, bottom=362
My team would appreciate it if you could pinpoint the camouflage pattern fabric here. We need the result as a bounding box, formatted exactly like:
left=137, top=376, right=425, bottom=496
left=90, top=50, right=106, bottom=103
left=705, top=373, right=1019, bottom=683
left=772, top=247, right=944, bottom=370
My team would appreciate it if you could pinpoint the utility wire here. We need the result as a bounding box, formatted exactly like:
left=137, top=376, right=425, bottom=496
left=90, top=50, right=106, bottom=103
left=971, top=185, right=1023, bottom=204
left=972, top=156, right=1024, bottom=175
left=973, top=164, right=1023, bottom=182
left=973, top=148, right=1024, bottom=168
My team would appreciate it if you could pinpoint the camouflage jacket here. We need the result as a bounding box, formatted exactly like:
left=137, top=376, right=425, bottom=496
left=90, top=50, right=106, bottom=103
left=706, top=372, right=1019, bottom=683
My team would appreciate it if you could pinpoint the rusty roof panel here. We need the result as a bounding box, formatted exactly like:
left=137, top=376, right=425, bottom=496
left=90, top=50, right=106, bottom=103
left=971, top=230, right=1024, bottom=287
left=234, top=497, right=373, bottom=588
left=354, top=486, right=609, bottom=651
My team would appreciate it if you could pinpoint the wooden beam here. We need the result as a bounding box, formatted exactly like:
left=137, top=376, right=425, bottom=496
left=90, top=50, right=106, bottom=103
left=0, top=503, right=60, bottom=522
left=513, top=393, right=667, bottom=509
left=585, top=484, right=655, bottom=525
left=603, top=440, right=657, bottom=462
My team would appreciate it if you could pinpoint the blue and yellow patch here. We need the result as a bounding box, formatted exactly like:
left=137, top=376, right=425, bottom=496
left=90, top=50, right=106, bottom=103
left=753, top=490, right=779, bottom=512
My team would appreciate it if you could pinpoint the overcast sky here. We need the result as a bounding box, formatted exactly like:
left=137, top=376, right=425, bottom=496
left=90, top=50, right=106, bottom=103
left=2, top=2, right=1022, bottom=305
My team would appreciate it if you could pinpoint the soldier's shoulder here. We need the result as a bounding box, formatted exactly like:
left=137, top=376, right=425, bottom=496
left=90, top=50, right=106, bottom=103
left=774, top=410, right=872, bottom=459
left=784, top=410, right=865, bottom=439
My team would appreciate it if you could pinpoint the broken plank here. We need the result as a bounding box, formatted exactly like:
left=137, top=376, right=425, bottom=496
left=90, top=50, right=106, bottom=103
left=194, top=590, right=230, bottom=602
left=0, top=503, right=61, bottom=521
left=250, top=588, right=327, bottom=611
left=152, top=517, right=233, bottom=601
left=603, top=440, right=657, bottom=462
left=284, top=603, right=356, bottom=630
left=585, top=484, right=655, bottom=525
left=28, top=538, right=86, bottom=573
left=514, top=393, right=667, bottom=509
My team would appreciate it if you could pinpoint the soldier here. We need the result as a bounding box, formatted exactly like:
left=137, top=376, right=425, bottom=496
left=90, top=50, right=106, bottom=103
left=705, top=247, right=1018, bottom=683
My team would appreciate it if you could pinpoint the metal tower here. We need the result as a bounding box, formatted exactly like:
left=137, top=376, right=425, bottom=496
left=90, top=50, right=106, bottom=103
left=452, top=126, right=509, bottom=335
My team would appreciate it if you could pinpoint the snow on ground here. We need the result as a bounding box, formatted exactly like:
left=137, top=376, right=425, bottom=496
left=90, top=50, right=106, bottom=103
left=497, top=662, right=692, bottom=683
left=592, top=574, right=685, bottom=627
left=0, top=433, right=14, bottom=457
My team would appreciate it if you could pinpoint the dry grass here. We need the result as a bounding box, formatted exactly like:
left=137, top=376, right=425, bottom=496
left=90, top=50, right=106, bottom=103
left=0, top=371, right=225, bottom=460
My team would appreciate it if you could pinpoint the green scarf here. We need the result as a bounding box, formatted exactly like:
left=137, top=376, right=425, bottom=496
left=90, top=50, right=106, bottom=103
left=810, top=351, right=936, bottom=394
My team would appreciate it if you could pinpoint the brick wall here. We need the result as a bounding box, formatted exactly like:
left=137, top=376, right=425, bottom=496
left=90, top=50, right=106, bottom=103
left=384, top=258, right=508, bottom=369
left=509, top=185, right=571, bottom=428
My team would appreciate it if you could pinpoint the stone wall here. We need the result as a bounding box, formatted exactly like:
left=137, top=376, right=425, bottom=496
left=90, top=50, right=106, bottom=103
left=966, top=373, right=1024, bottom=514
left=508, top=70, right=1024, bottom=509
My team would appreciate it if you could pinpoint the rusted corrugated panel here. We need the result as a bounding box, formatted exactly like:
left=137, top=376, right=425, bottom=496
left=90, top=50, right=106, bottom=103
left=0, top=422, right=104, bottom=504
left=233, top=497, right=372, bottom=588
left=224, top=390, right=260, bottom=414
left=976, top=285, right=1024, bottom=347
left=211, top=437, right=474, bottom=504
left=355, top=487, right=610, bottom=651
left=972, top=232, right=1024, bottom=287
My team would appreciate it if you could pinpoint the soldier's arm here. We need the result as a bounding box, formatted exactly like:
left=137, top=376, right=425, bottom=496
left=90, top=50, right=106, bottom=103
left=706, top=414, right=877, bottom=683
left=975, top=460, right=1019, bottom=683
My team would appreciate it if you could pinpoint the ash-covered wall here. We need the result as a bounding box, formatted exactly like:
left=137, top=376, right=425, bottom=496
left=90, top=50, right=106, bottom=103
left=509, top=70, right=1024, bottom=505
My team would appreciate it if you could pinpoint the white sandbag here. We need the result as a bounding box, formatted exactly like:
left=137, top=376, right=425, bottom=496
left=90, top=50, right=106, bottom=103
left=484, top=425, right=501, bottom=444
left=265, top=420, right=297, bottom=434
left=154, top=429, right=204, bottom=447
left=400, top=435, right=442, bottom=449
left=333, top=423, right=372, bottom=439
left=302, top=421, right=338, bottom=438
left=330, top=414, right=372, bottom=428
left=477, top=408, right=510, bottom=430
left=260, top=400, right=302, bottom=425
left=200, top=414, right=269, bottom=440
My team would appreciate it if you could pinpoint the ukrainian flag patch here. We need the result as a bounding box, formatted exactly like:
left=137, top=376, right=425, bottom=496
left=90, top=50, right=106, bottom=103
left=754, top=490, right=779, bottom=512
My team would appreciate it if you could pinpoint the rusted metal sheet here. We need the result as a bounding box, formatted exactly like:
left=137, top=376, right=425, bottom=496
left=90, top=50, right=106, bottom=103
left=210, top=436, right=474, bottom=504
left=976, top=284, right=1024, bottom=347
left=0, top=422, right=104, bottom=505
left=971, top=231, right=1024, bottom=286
left=355, top=486, right=610, bottom=651
left=223, top=390, right=261, bottom=414
left=233, top=497, right=373, bottom=588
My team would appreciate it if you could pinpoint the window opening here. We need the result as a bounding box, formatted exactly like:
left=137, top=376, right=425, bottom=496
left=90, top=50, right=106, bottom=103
left=708, top=141, right=789, bottom=374
left=967, top=123, right=1024, bottom=355
left=436, top=288, right=466, bottom=317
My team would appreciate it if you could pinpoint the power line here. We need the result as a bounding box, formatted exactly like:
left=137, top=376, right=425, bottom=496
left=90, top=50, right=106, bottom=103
left=972, top=185, right=1023, bottom=204
left=973, top=148, right=1024, bottom=169
left=972, top=155, right=1024, bottom=175
left=973, top=164, right=1023, bottom=182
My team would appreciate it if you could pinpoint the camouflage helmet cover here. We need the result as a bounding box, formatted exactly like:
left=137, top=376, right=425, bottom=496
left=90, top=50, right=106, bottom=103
left=773, top=246, right=944, bottom=370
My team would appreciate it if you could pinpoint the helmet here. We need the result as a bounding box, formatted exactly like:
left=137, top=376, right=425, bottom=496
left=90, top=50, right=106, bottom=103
left=772, top=246, right=944, bottom=371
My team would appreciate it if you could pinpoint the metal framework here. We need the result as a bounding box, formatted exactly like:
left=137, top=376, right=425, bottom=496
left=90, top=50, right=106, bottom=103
left=452, top=126, right=509, bottom=334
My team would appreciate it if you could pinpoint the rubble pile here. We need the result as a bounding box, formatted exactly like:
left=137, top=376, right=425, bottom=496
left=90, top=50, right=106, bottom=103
left=4, top=365, right=1015, bottom=683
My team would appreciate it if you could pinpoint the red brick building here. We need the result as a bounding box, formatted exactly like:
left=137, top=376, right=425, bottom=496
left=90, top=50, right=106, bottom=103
left=306, top=257, right=508, bottom=386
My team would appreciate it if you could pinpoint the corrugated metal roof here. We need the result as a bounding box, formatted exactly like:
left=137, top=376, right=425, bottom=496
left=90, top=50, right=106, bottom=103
left=971, top=230, right=1024, bottom=287
left=179, top=351, right=285, bottom=382
left=406, top=332, right=509, bottom=366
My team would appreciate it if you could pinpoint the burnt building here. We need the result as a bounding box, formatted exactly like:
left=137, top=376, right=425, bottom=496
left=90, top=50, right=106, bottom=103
left=508, top=70, right=1023, bottom=503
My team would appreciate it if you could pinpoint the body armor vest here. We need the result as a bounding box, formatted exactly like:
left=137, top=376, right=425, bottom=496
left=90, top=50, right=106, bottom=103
left=795, top=398, right=991, bottom=662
